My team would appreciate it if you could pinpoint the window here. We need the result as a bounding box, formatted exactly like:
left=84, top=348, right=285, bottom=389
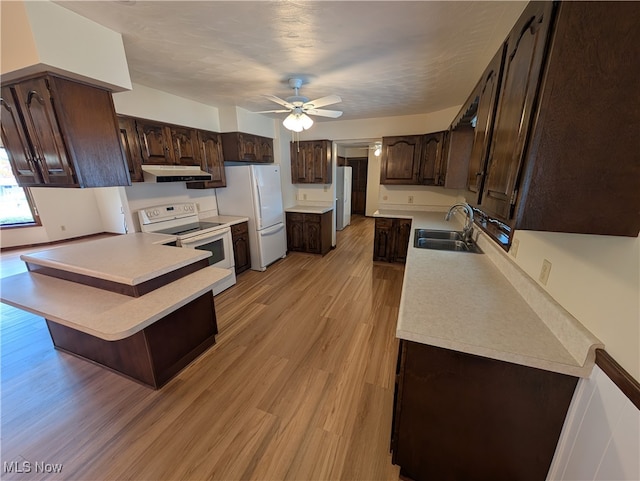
left=0, top=147, right=40, bottom=227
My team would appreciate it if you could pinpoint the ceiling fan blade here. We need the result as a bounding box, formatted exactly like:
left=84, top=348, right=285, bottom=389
left=253, top=109, right=291, bottom=114
left=264, top=94, right=295, bottom=109
left=306, top=108, right=343, bottom=118
left=304, top=95, right=342, bottom=109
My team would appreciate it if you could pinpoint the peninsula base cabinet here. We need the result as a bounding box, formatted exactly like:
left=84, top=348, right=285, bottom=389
left=286, top=211, right=332, bottom=256
left=391, top=341, right=578, bottom=481
left=373, top=218, right=412, bottom=263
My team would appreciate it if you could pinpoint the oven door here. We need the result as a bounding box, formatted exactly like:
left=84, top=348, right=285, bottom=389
left=178, top=227, right=233, bottom=270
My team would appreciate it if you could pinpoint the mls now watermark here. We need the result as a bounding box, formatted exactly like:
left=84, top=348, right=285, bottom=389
left=4, top=460, right=64, bottom=474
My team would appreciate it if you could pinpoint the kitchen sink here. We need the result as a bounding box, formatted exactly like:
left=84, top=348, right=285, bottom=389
left=414, top=229, right=465, bottom=241
left=413, top=230, right=482, bottom=253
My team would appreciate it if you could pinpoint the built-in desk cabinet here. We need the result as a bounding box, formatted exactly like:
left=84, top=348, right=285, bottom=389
left=391, top=340, right=577, bottom=481
left=286, top=211, right=332, bottom=255
left=1, top=74, right=129, bottom=188
left=231, top=221, right=250, bottom=274
left=373, top=217, right=412, bottom=263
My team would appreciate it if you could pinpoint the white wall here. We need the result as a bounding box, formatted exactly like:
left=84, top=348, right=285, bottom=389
left=1, top=0, right=131, bottom=91
left=549, top=366, right=640, bottom=481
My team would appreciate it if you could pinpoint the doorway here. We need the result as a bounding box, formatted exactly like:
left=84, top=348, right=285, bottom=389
left=345, top=157, right=368, bottom=215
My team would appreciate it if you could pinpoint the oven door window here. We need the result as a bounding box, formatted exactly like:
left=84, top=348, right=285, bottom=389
left=194, top=238, right=226, bottom=266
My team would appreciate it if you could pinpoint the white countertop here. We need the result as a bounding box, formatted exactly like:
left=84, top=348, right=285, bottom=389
left=0, top=266, right=232, bottom=340
left=20, top=233, right=211, bottom=286
left=374, top=208, right=602, bottom=377
left=285, top=203, right=333, bottom=214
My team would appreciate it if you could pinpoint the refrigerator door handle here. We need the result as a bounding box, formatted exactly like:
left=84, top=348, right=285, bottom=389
left=261, top=223, right=285, bottom=236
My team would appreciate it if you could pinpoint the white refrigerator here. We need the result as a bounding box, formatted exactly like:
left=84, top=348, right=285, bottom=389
left=336, top=166, right=352, bottom=230
left=215, top=164, right=287, bottom=271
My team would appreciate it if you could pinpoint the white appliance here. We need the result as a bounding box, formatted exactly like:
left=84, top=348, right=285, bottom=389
left=137, top=202, right=236, bottom=295
left=215, top=164, right=287, bottom=271
left=336, top=166, right=352, bottom=230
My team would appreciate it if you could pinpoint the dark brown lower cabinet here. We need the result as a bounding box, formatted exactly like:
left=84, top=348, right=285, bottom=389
left=231, top=221, right=250, bottom=275
left=373, top=217, right=412, bottom=263
left=391, top=340, right=578, bottom=481
left=286, top=211, right=332, bottom=256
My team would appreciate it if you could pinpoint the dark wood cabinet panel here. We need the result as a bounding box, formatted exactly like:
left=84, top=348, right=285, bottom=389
left=286, top=211, right=332, bottom=255
left=392, top=340, right=578, bottom=481
left=221, top=132, right=274, bottom=163
left=187, top=129, right=226, bottom=188
left=380, top=135, right=422, bottom=184
left=481, top=1, right=553, bottom=222
left=466, top=46, right=506, bottom=203
left=231, top=221, right=250, bottom=275
left=419, top=131, right=445, bottom=185
left=290, top=140, right=332, bottom=184
left=117, top=116, right=144, bottom=183
left=136, top=119, right=173, bottom=165
left=1, top=74, right=130, bottom=188
left=373, top=217, right=412, bottom=263
left=0, top=86, right=41, bottom=185
left=169, top=126, right=201, bottom=166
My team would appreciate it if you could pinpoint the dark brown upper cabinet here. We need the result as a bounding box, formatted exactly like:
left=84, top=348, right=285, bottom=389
left=380, top=135, right=423, bottom=184
left=187, top=130, right=227, bottom=189
left=470, top=1, right=640, bottom=247
left=221, top=132, right=274, bottom=163
left=117, top=116, right=144, bottom=183
left=290, top=140, right=332, bottom=184
left=0, top=74, right=130, bottom=188
left=136, top=119, right=201, bottom=166
left=380, top=133, right=447, bottom=185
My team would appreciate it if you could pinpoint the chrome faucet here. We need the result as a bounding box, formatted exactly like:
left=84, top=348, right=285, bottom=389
left=445, top=202, right=475, bottom=243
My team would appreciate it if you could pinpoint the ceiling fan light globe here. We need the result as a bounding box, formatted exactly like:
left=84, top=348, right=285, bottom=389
left=300, top=113, right=314, bottom=130
left=283, top=113, right=304, bottom=132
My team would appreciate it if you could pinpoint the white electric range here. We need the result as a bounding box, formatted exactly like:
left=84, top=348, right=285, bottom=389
left=138, top=202, right=236, bottom=295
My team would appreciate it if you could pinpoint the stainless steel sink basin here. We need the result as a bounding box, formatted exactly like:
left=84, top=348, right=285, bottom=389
left=413, top=230, right=482, bottom=253
left=414, top=229, right=465, bottom=241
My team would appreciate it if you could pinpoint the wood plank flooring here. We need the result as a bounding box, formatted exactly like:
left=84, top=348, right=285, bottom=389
left=1, top=216, right=403, bottom=480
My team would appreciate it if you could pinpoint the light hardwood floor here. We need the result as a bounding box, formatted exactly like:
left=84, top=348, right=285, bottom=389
left=1, top=216, right=403, bottom=480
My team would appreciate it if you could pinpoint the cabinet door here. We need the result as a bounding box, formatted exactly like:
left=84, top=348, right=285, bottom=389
left=373, top=218, right=395, bottom=262
left=380, top=136, right=422, bottom=184
left=393, top=219, right=412, bottom=263
left=290, top=142, right=310, bottom=183
left=467, top=46, right=505, bottom=203
left=258, top=137, right=274, bottom=163
left=117, top=116, right=144, bottom=182
left=12, top=78, right=75, bottom=185
left=137, top=120, right=173, bottom=165
left=198, top=130, right=226, bottom=187
left=310, top=141, right=332, bottom=184
left=286, top=213, right=305, bottom=251
left=238, top=133, right=259, bottom=161
left=481, top=1, right=553, bottom=221
left=0, top=87, right=41, bottom=185
left=304, top=214, right=322, bottom=254
left=170, top=126, right=200, bottom=166
left=419, top=132, right=445, bottom=185
left=231, top=222, right=250, bottom=274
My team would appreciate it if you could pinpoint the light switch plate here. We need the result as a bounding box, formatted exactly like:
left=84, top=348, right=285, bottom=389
left=510, top=239, right=519, bottom=258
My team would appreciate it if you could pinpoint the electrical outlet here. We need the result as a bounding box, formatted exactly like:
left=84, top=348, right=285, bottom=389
left=408, top=195, right=414, bottom=204
left=303, top=193, right=307, bottom=200
left=60, top=225, right=66, bottom=232
left=383, top=195, right=388, bottom=201
left=539, top=259, right=552, bottom=286
left=323, top=185, right=328, bottom=192
left=510, top=239, right=519, bottom=258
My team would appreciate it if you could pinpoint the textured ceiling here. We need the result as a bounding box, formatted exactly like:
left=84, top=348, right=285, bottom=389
left=55, top=1, right=527, bottom=122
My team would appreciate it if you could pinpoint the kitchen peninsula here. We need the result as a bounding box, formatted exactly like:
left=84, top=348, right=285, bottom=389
left=0, top=234, right=233, bottom=389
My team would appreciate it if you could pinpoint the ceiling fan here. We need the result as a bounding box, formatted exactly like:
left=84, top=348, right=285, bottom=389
left=256, top=78, right=343, bottom=132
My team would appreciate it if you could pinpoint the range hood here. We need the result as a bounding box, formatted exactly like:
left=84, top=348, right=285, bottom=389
left=141, top=165, right=212, bottom=183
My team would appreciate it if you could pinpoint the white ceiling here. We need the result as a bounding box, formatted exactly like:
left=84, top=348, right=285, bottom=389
left=55, top=1, right=527, bottom=122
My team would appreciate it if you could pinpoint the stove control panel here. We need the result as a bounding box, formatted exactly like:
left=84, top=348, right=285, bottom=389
left=138, top=202, right=198, bottom=226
